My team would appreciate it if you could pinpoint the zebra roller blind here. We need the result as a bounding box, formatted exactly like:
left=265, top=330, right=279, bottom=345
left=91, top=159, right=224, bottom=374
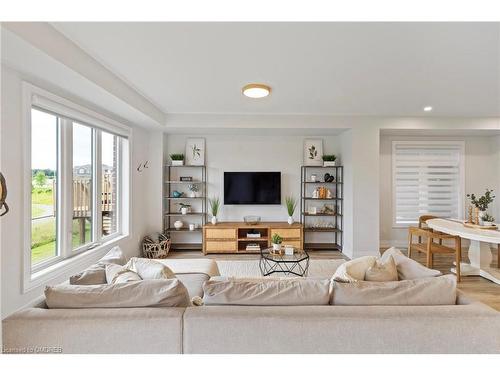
left=392, top=141, right=464, bottom=225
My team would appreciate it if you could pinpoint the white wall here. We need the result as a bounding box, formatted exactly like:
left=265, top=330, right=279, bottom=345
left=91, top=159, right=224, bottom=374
left=0, top=65, right=162, bottom=318
left=380, top=133, right=500, bottom=247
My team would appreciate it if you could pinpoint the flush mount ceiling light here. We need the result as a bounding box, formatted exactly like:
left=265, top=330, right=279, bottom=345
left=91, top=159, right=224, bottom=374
left=423, top=106, right=433, bottom=112
left=242, top=83, right=271, bottom=98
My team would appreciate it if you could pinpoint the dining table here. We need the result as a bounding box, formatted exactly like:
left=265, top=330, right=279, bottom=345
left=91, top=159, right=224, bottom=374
left=427, top=218, right=500, bottom=284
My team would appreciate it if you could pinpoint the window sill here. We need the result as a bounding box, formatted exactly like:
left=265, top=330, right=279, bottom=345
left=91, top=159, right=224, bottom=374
left=23, top=234, right=129, bottom=293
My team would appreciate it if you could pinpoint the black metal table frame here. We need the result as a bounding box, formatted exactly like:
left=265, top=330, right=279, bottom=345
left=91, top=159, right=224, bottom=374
left=259, top=248, right=310, bottom=277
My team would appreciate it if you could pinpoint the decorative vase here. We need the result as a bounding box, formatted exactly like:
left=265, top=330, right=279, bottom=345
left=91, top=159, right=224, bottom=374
left=181, top=207, right=189, bottom=215
left=172, top=190, right=183, bottom=198
left=323, top=161, right=336, bottom=167
left=272, top=243, right=281, bottom=251
left=478, top=210, right=487, bottom=225
left=310, top=174, right=317, bottom=182
left=171, top=160, right=184, bottom=166
left=287, top=216, right=294, bottom=225
left=174, top=220, right=183, bottom=230
left=211, top=216, right=217, bottom=225
left=189, top=223, right=195, bottom=231
left=189, top=191, right=197, bottom=198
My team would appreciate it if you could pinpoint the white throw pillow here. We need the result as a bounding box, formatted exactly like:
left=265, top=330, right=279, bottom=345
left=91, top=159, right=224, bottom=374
left=331, top=275, right=457, bottom=306
left=45, top=279, right=191, bottom=308
left=332, top=256, right=378, bottom=282
left=105, top=263, right=142, bottom=284
left=125, top=257, right=176, bottom=280
left=381, top=247, right=441, bottom=280
left=364, top=255, right=398, bottom=282
left=70, top=246, right=127, bottom=285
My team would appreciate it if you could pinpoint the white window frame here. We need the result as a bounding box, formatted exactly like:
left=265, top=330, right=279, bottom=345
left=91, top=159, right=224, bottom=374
left=391, top=140, right=465, bottom=228
left=22, top=83, right=131, bottom=292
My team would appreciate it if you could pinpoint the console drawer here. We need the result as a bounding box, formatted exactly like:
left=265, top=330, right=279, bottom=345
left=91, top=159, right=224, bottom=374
left=270, top=228, right=301, bottom=239
left=205, top=228, right=236, bottom=240
left=205, top=241, right=237, bottom=253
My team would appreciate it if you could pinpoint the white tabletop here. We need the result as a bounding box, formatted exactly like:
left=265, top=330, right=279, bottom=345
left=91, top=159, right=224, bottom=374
left=427, top=218, right=500, bottom=244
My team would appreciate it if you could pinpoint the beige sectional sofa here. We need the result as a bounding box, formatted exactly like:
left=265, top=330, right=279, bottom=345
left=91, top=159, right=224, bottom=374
left=3, top=257, right=500, bottom=354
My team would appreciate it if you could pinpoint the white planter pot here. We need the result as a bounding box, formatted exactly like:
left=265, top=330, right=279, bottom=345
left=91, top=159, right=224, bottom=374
left=211, top=216, right=217, bottom=225
left=181, top=207, right=189, bottom=215
left=483, top=221, right=494, bottom=226
left=174, top=220, right=183, bottom=230
left=323, top=161, right=336, bottom=167
left=272, top=243, right=281, bottom=251
left=478, top=210, right=487, bottom=225
left=189, top=191, right=197, bottom=198
left=287, top=216, right=294, bottom=225
left=171, top=160, right=184, bottom=166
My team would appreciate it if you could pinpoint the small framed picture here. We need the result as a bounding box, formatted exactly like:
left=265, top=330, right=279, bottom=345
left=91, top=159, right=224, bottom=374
left=185, top=138, right=205, bottom=166
left=304, top=139, right=323, bottom=166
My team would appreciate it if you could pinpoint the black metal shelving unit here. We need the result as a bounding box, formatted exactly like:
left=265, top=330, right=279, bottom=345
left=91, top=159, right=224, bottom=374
left=163, top=165, right=207, bottom=251
left=300, top=165, right=343, bottom=251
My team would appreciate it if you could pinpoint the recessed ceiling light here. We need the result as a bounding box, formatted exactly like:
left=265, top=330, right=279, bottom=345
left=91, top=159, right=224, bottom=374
left=423, top=106, right=433, bottom=112
left=242, top=83, right=271, bottom=98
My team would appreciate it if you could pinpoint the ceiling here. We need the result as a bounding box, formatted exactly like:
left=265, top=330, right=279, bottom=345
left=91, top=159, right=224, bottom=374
left=53, top=22, right=500, bottom=117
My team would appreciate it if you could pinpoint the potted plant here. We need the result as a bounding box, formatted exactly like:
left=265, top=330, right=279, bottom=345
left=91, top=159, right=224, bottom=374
left=482, top=213, right=495, bottom=226
left=170, top=153, right=184, bottom=166
left=178, top=203, right=191, bottom=215
left=322, top=154, right=336, bottom=167
left=271, top=233, right=283, bottom=252
left=209, top=196, right=220, bottom=225
left=285, top=196, right=297, bottom=225
left=188, top=183, right=199, bottom=198
left=467, top=189, right=495, bottom=224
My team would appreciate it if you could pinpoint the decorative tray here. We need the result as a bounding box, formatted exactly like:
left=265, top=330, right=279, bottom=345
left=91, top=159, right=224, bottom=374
left=463, top=222, right=498, bottom=230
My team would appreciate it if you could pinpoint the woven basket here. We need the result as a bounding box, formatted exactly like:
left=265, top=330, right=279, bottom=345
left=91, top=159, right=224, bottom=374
left=142, top=237, right=171, bottom=259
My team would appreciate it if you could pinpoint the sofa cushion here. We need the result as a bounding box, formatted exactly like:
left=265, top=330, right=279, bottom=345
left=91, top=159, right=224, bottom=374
left=332, top=256, right=378, bottom=282
left=330, top=275, right=457, bottom=306
left=105, top=263, right=142, bottom=284
left=381, top=247, right=442, bottom=280
left=45, top=279, right=191, bottom=308
left=125, top=257, right=175, bottom=280
left=176, top=273, right=210, bottom=298
left=70, top=246, right=126, bottom=285
left=364, top=255, right=398, bottom=282
left=203, top=278, right=331, bottom=306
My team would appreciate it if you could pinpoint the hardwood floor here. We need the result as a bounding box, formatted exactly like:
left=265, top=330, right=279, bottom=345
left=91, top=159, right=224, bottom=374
left=169, top=247, right=500, bottom=311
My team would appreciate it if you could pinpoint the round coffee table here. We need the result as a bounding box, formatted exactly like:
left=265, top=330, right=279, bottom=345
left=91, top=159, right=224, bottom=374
left=259, top=247, right=310, bottom=277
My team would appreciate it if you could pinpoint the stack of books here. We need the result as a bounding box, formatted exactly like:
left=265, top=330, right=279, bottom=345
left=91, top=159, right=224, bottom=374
left=245, top=243, right=261, bottom=251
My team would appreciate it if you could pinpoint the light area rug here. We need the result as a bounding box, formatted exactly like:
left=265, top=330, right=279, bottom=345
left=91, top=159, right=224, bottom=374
left=215, top=259, right=345, bottom=278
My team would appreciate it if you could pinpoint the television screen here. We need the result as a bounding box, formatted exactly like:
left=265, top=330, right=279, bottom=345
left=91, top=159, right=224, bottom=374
left=224, top=172, right=281, bottom=205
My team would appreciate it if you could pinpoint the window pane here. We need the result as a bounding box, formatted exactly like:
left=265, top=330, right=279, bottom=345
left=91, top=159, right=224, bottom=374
left=72, top=123, right=93, bottom=249
left=102, top=131, right=118, bottom=236
left=31, top=108, right=58, bottom=265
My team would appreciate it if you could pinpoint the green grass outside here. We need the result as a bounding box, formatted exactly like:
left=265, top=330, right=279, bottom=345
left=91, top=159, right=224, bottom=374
left=31, top=219, right=91, bottom=265
left=32, top=188, right=54, bottom=205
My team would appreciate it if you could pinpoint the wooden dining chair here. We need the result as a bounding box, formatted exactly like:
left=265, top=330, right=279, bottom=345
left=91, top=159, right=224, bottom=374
left=418, top=215, right=442, bottom=245
left=408, top=227, right=461, bottom=282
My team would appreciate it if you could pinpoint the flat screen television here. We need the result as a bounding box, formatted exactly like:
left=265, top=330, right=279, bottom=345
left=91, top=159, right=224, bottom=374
left=224, top=172, right=281, bottom=205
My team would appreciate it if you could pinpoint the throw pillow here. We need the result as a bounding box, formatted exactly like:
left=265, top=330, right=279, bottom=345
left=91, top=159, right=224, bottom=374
left=105, top=263, right=142, bottom=284
left=364, top=255, right=398, bottom=282
left=70, top=246, right=127, bottom=285
left=45, top=279, right=191, bottom=308
left=331, top=275, right=457, bottom=306
left=125, top=257, right=176, bottom=280
left=332, top=256, right=378, bottom=282
left=381, top=247, right=441, bottom=280
left=203, top=278, right=331, bottom=306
